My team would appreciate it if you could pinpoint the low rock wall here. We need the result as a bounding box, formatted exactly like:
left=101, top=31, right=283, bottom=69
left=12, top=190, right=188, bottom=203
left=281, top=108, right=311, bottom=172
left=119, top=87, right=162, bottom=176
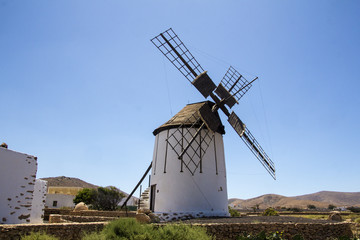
left=0, top=221, right=353, bottom=240
left=44, top=209, right=136, bottom=221
left=60, top=215, right=118, bottom=223
left=198, top=222, right=353, bottom=240
left=0, top=222, right=106, bottom=240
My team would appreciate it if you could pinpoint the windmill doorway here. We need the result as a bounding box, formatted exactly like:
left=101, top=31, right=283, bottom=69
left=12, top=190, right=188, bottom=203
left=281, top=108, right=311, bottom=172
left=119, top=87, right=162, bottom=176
left=150, top=184, right=156, bottom=212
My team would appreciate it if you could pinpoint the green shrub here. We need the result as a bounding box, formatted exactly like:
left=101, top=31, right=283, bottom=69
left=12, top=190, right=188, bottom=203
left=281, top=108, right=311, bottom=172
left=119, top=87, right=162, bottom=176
left=287, top=207, right=302, bottom=212
left=81, top=232, right=106, bottom=240
left=82, top=218, right=213, bottom=240
left=262, top=208, right=279, bottom=216
left=355, top=217, right=360, bottom=223
left=228, top=206, right=240, bottom=217
left=74, top=186, right=125, bottom=211
left=21, top=232, right=59, bottom=240
left=158, top=224, right=213, bottom=240
left=328, top=204, right=336, bottom=210
left=307, top=204, right=316, bottom=210
left=348, top=206, right=360, bottom=213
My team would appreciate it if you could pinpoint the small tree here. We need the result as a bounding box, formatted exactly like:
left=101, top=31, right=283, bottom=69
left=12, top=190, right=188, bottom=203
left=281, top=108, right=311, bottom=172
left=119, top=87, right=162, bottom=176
left=73, top=188, right=97, bottom=205
left=307, top=204, right=316, bottom=210
left=251, top=206, right=257, bottom=213
left=328, top=204, right=336, bottom=210
left=287, top=207, right=302, bottom=212
left=347, top=206, right=360, bottom=213
left=93, top=186, right=125, bottom=211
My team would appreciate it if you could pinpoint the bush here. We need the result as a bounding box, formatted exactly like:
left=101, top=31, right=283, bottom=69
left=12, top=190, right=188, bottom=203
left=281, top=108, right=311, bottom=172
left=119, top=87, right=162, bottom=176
left=82, top=218, right=213, bottom=240
left=287, top=207, right=302, bottom=212
left=93, top=186, right=125, bottom=211
left=307, top=204, right=316, bottom=210
left=328, top=204, right=336, bottom=210
left=355, top=217, right=360, bottom=224
left=21, top=232, right=59, bottom=240
left=347, top=206, right=360, bottom=213
left=74, top=186, right=125, bottom=211
left=228, top=206, right=240, bottom=217
left=262, top=207, right=279, bottom=216
left=158, top=223, right=213, bottom=240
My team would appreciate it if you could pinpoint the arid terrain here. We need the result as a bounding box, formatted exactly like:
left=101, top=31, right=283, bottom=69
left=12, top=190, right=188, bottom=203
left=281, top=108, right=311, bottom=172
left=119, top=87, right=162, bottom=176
left=229, top=191, right=360, bottom=209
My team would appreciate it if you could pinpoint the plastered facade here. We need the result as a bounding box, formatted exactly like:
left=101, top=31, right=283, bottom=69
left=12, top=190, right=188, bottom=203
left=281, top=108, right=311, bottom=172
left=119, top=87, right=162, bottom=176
left=0, top=148, right=37, bottom=224
left=45, top=194, right=75, bottom=209
left=30, top=179, right=47, bottom=223
left=150, top=129, right=229, bottom=221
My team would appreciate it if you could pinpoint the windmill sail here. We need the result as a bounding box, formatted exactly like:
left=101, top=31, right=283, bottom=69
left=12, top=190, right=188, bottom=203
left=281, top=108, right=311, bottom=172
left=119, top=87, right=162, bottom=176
left=221, top=66, right=252, bottom=102
left=215, top=66, right=253, bottom=109
left=151, top=28, right=216, bottom=98
left=228, top=111, right=276, bottom=179
left=151, top=28, right=204, bottom=82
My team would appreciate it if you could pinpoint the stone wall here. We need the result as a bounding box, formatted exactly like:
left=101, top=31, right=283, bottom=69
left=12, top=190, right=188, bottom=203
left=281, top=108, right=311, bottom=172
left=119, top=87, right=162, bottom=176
left=242, top=211, right=354, bottom=216
left=44, top=209, right=136, bottom=221
left=0, top=221, right=353, bottom=240
left=0, top=222, right=106, bottom=240
left=199, top=222, right=353, bottom=240
left=60, top=215, right=118, bottom=223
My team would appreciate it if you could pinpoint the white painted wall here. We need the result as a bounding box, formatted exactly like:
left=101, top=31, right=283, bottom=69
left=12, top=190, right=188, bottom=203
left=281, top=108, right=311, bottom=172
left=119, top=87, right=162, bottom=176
left=45, top=194, right=75, bottom=209
left=30, top=179, right=47, bottom=223
left=150, top=129, right=229, bottom=220
left=119, top=196, right=138, bottom=206
left=0, top=148, right=37, bottom=224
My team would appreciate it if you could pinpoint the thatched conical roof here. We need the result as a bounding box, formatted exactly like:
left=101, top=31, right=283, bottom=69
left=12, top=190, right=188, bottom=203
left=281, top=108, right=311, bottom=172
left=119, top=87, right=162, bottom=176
left=153, top=101, right=225, bottom=136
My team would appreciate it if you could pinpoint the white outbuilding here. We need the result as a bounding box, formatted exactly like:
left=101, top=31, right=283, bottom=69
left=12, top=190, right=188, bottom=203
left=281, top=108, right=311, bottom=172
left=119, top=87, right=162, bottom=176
left=148, top=102, right=229, bottom=221
left=30, top=179, right=47, bottom=223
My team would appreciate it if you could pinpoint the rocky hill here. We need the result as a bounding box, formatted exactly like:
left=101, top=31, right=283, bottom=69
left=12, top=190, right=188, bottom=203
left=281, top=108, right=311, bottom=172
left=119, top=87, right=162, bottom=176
left=41, top=176, right=98, bottom=189
left=229, top=191, right=360, bottom=209
left=294, top=191, right=360, bottom=206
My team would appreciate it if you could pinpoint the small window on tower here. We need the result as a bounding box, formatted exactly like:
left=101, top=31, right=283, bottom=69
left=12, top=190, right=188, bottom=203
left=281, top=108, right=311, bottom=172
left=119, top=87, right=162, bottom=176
left=52, top=201, right=58, bottom=207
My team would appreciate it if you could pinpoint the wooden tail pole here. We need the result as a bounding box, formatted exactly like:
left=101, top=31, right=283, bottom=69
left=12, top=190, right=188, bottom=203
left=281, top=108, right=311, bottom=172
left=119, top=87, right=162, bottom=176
left=121, top=162, right=152, bottom=209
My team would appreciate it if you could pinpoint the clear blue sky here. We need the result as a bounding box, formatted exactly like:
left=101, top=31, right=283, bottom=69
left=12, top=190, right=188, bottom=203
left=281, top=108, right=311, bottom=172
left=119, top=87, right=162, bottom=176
left=1, top=1, right=359, bottom=199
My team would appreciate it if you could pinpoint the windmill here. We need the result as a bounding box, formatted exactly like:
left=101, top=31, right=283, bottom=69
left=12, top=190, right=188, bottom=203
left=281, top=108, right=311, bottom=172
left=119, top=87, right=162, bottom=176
left=122, top=28, right=275, bottom=221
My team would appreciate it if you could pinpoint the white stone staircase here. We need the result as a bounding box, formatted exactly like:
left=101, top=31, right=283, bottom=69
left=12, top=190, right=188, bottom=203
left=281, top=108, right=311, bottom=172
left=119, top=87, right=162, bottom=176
left=139, top=187, right=150, bottom=210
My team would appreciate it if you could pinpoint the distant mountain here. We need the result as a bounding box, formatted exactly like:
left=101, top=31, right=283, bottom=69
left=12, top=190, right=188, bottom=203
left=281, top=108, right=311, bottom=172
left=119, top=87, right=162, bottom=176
left=41, top=176, right=98, bottom=189
left=229, top=191, right=360, bottom=209
left=294, top=191, right=360, bottom=206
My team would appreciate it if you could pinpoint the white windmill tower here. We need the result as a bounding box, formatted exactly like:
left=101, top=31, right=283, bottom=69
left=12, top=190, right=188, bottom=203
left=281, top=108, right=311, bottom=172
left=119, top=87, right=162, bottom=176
left=122, top=29, right=275, bottom=221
